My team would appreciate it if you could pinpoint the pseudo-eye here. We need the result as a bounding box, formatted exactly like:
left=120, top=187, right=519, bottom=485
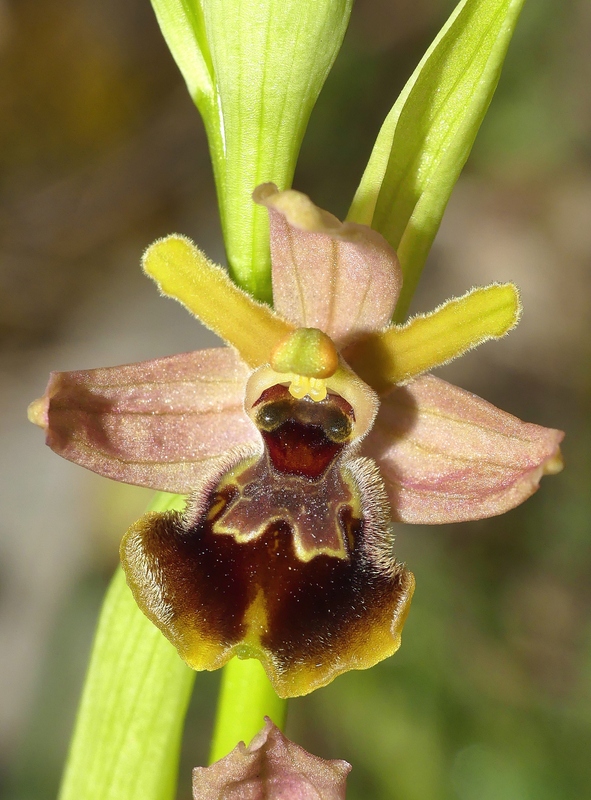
left=121, top=328, right=414, bottom=699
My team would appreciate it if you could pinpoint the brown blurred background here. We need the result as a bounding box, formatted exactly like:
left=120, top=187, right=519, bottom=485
left=1, top=0, right=590, bottom=798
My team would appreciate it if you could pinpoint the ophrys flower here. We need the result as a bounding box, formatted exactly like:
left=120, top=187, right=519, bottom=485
left=29, top=185, right=563, bottom=697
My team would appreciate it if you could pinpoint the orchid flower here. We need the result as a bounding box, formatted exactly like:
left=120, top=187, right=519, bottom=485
left=193, top=717, right=350, bottom=799
left=29, top=184, right=563, bottom=698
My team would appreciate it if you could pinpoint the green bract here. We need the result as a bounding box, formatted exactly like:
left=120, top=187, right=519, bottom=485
left=151, top=0, right=353, bottom=301
left=59, top=495, right=194, bottom=800
left=348, top=0, right=526, bottom=320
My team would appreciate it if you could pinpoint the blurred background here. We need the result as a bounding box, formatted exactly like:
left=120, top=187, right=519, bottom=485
left=1, top=0, right=590, bottom=798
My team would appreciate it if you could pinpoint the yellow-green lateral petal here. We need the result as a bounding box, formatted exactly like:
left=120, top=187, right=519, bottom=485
left=346, top=283, right=521, bottom=392
left=143, top=235, right=293, bottom=368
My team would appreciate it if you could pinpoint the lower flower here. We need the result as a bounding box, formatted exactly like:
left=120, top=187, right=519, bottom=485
left=193, top=717, right=351, bottom=799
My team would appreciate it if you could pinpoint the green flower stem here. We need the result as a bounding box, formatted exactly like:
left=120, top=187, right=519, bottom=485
left=209, top=657, right=288, bottom=763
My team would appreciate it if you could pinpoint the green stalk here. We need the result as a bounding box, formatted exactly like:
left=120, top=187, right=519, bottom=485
left=209, top=658, right=287, bottom=763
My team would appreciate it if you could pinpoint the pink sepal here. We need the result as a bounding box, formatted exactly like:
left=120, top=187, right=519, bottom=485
left=193, top=718, right=351, bottom=799
left=255, top=183, right=402, bottom=347
left=38, top=347, right=257, bottom=493
left=363, top=374, right=564, bottom=524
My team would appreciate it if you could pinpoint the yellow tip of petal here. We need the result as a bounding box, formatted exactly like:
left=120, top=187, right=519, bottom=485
left=27, top=397, right=47, bottom=428
left=543, top=449, right=564, bottom=475
left=253, top=183, right=341, bottom=234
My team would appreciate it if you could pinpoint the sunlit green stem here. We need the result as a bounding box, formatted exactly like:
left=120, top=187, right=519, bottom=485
left=209, top=658, right=287, bottom=763
left=59, top=571, right=194, bottom=800
left=59, top=493, right=192, bottom=800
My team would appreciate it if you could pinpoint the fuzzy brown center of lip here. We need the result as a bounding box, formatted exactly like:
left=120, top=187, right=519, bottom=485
left=253, top=384, right=355, bottom=479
